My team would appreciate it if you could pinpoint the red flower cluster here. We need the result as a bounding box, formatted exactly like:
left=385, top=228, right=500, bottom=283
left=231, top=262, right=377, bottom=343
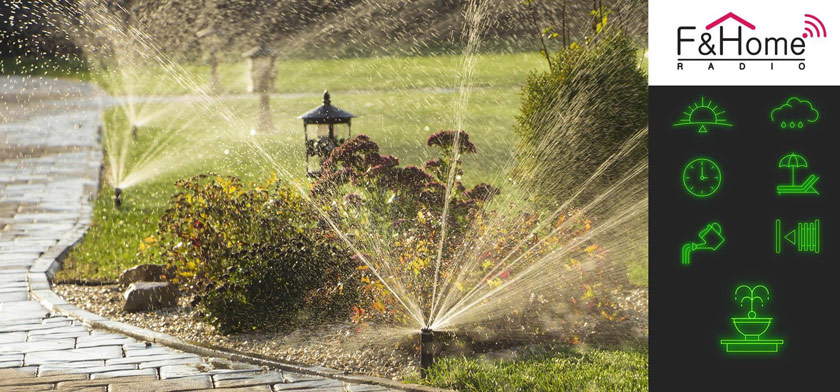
left=426, top=130, right=477, bottom=154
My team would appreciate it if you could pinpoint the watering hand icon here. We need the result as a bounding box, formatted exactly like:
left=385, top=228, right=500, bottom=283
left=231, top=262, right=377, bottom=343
left=681, top=222, right=725, bottom=265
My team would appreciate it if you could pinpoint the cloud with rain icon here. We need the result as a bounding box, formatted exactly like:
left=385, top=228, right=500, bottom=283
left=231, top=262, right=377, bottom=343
left=770, top=97, right=820, bottom=129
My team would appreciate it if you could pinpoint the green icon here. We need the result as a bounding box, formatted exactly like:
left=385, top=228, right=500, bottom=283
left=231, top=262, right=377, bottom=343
left=776, top=152, right=820, bottom=195
left=673, top=97, right=733, bottom=134
left=682, top=157, right=722, bottom=197
left=770, top=97, right=820, bottom=129
left=775, top=218, right=820, bottom=254
left=720, top=284, right=784, bottom=353
left=681, top=222, right=725, bottom=266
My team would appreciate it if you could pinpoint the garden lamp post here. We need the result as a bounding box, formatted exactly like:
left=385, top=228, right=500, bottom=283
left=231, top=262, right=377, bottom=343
left=299, top=91, right=355, bottom=177
left=242, top=45, right=277, bottom=132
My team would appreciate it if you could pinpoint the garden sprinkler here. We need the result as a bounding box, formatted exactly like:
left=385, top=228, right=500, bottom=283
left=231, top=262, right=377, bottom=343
left=131, top=125, right=138, bottom=140
left=420, top=327, right=434, bottom=379
left=114, top=187, right=123, bottom=208
left=681, top=222, right=725, bottom=265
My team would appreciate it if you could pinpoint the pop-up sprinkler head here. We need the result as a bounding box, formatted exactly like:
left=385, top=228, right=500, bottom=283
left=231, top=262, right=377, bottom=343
left=420, top=327, right=434, bottom=379
left=114, top=187, right=123, bottom=208
left=131, top=125, right=138, bottom=140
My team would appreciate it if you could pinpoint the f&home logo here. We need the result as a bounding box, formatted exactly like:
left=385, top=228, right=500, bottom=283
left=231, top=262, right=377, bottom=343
left=675, top=12, right=827, bottom=71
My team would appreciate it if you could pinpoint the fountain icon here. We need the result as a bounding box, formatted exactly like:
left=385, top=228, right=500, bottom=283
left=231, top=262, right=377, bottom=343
left=720, top=284, right=784, bottom=353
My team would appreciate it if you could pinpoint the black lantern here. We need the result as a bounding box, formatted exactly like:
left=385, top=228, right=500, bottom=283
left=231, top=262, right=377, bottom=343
left=299, top=91, right=355, bottom=177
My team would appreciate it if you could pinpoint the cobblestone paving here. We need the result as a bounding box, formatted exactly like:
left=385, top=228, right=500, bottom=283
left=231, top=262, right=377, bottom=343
left=0, top=76, right=397, bottom=391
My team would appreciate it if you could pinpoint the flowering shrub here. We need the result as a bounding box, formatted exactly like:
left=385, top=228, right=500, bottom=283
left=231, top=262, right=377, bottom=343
left=312, top=131, right=498, bottom=322
left=145, top=174, right=356, bottom=333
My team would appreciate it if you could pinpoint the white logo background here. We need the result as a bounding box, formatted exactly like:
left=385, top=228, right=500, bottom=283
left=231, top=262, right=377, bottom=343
left=649, top=0, right=840, bottom=85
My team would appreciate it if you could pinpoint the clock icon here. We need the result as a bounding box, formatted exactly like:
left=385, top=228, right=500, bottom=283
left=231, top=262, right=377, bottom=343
left=682, top=157, right=722, bottom=197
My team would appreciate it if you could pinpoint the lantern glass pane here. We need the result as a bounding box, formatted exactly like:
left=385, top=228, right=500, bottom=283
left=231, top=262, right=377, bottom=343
left=317, top=124, right=330, bottom=137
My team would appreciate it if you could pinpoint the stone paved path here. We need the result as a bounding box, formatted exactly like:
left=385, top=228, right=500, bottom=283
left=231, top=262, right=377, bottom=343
left=0, top=76, right=398, bottom=391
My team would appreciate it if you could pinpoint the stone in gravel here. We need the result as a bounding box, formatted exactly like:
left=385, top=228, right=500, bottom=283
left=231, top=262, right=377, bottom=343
left=118, top=264, right=171, bottom=286
left=123, top=282, right=179, bottom=312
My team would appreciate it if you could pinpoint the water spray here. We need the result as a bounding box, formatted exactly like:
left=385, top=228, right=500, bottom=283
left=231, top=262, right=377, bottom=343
left=114, top=187, right=123, bottom=208
left=420, top=327, right=434, bottom=379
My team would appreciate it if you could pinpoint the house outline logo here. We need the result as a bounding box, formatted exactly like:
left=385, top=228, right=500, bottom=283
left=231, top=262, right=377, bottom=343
left=706, top=12, right=756, bottom=30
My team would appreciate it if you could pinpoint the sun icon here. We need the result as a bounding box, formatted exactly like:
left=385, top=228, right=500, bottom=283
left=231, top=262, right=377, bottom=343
left=673, top=97, right=733, bottom=134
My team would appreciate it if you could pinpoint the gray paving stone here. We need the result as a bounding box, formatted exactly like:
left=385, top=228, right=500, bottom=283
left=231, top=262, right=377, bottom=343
left=28, top=325, right=90, bottom=336
left=36, top=360, right=105, bottom=372
left=0, top=361, right=23, bottom=369
left=106, top=353, right=196, bottom=366
left=89, top=368, right=158, bottom=379
left=0, top=320, right=72, bottom=333
left=123, top=346, right=173, bottom=357
left=108, top=374, right=212, bottom=392
left=158, top=364, right=203, bottom=379
left=0, top=373, right=88, bottom=387
left=0, top=292, right=28, bottom=302
left=39, top=365, right=141, bottom=377
left=55, top=375, right=158, bottom=390
left=0, top=332, right=27, bottom=343
left=76, top=336, right=135, bottom=348
left=0, top=319, right=42, bottom=327
left=347, top=384, right=392, bottom=391
left=25, top=346, right=123, bottom=365
left=0, top=339, right=76, bottom=354
left=210, top=370, right=261, bottom=381
left=53, top=386, right=107, bottom=392
left=137, top=356, right=204, bottom=369
left=213, top=371, right=286, bottom=388
left=0, top=367, right=37, bottom=378
left=28, top=331, right=90, bottom=341
left=0, top=354, right=23, bottom=362
left=273, top=378, right=346, bottom=390
left=0, top=383, right=54, bottom=391
left=200, top=386, right=273, bottom=391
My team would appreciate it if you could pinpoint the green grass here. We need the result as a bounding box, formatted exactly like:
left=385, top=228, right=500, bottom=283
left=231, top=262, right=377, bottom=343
left=93, top=52, right=546, bottom=96
left=414, top=344, right=648, bottom=392
left=0, top=56, right=92, bottom=80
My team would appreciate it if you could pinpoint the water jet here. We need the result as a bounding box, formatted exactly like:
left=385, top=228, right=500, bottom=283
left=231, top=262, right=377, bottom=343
left=420, top=327, right=435, bottom=379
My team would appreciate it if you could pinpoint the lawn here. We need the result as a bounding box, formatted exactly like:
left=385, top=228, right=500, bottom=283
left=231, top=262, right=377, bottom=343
left=93, top=52, right=548, bottom=96
left=415, top=344, right=648, bottom=391
left=57, top=52, right=544, bottom=281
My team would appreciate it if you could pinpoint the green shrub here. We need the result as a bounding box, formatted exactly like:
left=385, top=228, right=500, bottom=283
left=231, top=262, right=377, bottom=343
left=514, top=28, right=647, bottom=208
left=147, top=174, right=355, bottom=333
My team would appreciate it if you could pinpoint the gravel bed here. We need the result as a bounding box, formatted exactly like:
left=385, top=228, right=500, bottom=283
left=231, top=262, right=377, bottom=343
left=54, top=283, right=648, bottom=380
left=54, top=283, right=419, bottom=379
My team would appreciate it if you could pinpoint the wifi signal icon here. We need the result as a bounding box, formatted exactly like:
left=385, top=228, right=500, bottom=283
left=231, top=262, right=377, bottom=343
left=803, top=14, right=827, bottom=38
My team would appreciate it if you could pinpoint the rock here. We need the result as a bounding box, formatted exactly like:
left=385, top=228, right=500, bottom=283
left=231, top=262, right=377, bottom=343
left=123, top=282, right=179, bottom=312
left=119, top=264, right=171, bottom=286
